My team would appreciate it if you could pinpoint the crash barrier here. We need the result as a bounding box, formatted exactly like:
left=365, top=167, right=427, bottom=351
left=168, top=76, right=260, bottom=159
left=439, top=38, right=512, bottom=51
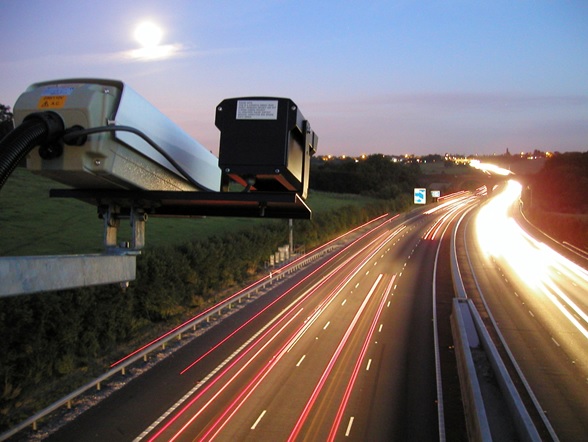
left=451, top=298, right=541, bottom=442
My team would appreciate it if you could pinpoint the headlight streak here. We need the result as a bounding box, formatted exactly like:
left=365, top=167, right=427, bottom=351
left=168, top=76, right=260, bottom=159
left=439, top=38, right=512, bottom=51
left=145, top=220, right=406, bottom=441
left=287, top=274, right=385, bottom=442
left=475, top=179, right=588, bottom=341
left=540, top=279, right=588, bottom=340
left=327, top=275, right=396, bottom=441
left=470, top=160, right=512, bottom=176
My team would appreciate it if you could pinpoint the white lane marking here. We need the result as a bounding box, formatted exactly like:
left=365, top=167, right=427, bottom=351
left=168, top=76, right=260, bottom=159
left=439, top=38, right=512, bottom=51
left=345, top=416, right=355, bottom=436
left=323, top=321, right=331, bottom=330
left=342, top=299, right=347, bottom=306
left=296, top=355, right=306, bottom=367
left=366, top=359, right=372, bottom=371
left=251, top=410, right=266, bottom=429
left=378, top=324, right=383, bottom=333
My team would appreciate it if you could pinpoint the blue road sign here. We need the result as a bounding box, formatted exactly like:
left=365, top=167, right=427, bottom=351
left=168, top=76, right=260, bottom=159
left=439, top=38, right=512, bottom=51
left=414, top=188, right=426, bottom=204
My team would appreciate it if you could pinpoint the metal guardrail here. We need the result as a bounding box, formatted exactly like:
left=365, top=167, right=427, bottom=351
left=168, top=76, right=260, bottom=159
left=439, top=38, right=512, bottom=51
left=0, top=243, right=336, bottom=441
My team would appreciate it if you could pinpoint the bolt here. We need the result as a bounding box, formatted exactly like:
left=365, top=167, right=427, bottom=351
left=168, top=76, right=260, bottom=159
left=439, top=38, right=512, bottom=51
left=94, top=159, right=102, bottom=166
left=218, top=106, right=223, bottom=112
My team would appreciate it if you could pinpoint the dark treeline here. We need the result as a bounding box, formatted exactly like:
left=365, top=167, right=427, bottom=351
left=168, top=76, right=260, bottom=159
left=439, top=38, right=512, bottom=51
left=523, top=151, right=588, bottom=248
left=528, top=151, right=588, bottom=214
left=0, top=196, right=401, bottom=430
left=310, top=154, right=420, bottom=199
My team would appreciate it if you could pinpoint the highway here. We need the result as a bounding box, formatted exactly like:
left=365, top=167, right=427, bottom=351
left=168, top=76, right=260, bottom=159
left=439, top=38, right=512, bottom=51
left=45, top=194, right=479, bottom=441
left=456, top=180, right=588, bottom=441
left=11, top=181, right=585, bottom=441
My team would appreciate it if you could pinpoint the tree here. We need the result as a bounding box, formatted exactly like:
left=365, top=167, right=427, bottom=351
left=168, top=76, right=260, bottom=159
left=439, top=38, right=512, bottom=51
left=0, top=103, right=14, bottom=139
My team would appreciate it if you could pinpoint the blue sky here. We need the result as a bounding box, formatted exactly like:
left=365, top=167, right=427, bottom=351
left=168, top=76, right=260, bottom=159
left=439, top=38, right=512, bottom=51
left=1, top=0, right=587, bottom=156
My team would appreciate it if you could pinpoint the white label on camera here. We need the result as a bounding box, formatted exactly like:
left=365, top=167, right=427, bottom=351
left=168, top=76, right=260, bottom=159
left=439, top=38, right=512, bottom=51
left=236, top=100, right=278, bottom=120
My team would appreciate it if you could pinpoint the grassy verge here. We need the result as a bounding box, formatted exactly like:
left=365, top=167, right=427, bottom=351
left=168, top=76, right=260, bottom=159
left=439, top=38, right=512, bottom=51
left=0, top=168, right=377, bottom=256
left=525, top=207, right=588, bottom=250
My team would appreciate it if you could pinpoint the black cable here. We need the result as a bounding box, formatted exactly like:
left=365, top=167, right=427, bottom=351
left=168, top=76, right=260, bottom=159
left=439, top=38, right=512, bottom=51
left=62, top=125, right=216, bottom=192
left=0, top=112, right=64, bottom=191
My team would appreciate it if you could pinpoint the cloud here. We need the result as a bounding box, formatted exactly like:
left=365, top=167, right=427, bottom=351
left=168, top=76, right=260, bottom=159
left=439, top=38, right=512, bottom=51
left=0, top=43, right=242, bottom=72
left=122, top=44, right=186, bottom=61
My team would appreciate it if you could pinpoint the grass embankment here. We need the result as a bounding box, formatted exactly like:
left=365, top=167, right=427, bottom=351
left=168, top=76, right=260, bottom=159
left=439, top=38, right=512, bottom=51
left=0, top=168, right=375, bottom=256
left=524, top=208, right=588, bottom=250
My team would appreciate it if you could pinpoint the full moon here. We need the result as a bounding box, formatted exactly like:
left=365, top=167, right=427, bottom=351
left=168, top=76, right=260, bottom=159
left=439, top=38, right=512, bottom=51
left=134, top=22, right=163, bottom=48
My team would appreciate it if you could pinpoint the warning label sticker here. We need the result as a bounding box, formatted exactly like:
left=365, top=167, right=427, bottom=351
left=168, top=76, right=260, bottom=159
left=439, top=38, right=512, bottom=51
left=37, top=95, right=67, bottom=109
left=236, top=100, right=278, bottom=120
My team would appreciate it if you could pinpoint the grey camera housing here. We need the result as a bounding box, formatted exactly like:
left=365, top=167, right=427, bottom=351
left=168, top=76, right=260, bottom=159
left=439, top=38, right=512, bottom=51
left=13, top=79, right=221, bottom=191
left=215, top=97, right=317, bottom=199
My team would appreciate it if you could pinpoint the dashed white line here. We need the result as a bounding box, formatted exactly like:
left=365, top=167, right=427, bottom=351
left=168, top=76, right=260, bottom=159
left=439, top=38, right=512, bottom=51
left=366, top=359, right=372, bottom=371
left=345, top=416, right=355, bottom=436
left=251, top=410, right=267, bottom=429
left=378, top=324, right=383, bottom=333
left=324, top=321, right=331, bottom=330
left=529, top=310, right=535, bottom=318
left=296, top=355, right=306, bottom=367
left=551, top=337, right=560, bottom=347
left=342, top=299, right=347, bottom=306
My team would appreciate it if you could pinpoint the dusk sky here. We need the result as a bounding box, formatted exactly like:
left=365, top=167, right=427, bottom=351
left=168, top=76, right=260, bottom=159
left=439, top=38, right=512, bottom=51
left=1, top=0, right=587, bottom=157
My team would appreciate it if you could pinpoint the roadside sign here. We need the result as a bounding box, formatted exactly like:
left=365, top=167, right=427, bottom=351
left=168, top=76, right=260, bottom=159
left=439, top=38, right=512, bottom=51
left=414, top=188, right=426, bottom=204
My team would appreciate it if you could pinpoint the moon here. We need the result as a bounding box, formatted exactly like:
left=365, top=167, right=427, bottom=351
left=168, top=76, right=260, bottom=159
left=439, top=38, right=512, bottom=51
left=134, top=22, right=163, bottom=48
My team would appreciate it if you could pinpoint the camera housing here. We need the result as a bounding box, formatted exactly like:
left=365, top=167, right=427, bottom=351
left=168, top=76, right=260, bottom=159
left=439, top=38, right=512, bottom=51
left=215, top=97, right=317, bottom=199
left=13, top=79, right=221, bottom=191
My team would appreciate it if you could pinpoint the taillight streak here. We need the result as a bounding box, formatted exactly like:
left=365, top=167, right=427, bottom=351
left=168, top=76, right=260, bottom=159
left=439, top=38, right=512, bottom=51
left=198, top=248, right=401, bottom=439
left=287, top=274, right=384, bottom=442
left=146, top=220, right=403, bottom=440
left=150, top=307, right=304, bottom=442
left=180, top=222, right=399, bottom=375
left=327, top=275, right=395, bottom=441
left=112, top=215, right=393, bottom=368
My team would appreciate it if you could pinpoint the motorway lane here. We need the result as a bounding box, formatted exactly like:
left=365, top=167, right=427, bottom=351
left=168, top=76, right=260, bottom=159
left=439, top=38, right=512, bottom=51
left=458, top=183, right=588, bottom=441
